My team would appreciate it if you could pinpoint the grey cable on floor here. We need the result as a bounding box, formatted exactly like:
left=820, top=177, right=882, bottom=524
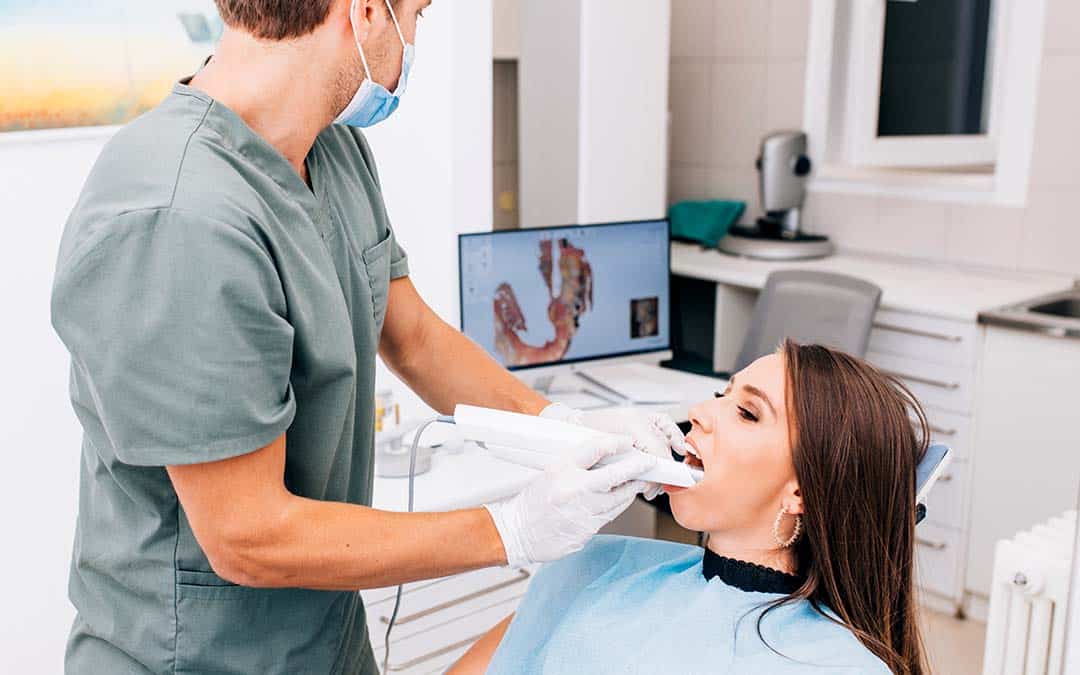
left=382, top=417, right=440, bottom=674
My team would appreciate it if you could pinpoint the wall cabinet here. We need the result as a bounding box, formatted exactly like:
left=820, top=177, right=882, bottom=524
left=965, top=325, right=1080, bottom=606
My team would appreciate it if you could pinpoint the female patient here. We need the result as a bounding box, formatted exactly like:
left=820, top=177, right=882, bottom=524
left=450, top=340, right=930, bottom=674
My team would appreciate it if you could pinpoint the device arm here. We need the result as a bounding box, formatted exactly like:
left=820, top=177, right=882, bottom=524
left=379, top=277, right=549, bottom=416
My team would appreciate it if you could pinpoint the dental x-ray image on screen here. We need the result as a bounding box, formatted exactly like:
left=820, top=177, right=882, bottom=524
left=459, top=220, right=671, bottom=370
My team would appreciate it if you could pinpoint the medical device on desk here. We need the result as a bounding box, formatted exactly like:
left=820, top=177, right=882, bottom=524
left=445, top=405, right=704, bottom=487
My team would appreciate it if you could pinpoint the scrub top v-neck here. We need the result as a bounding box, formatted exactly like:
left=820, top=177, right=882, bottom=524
left=51, top=81, right=408, bottom=675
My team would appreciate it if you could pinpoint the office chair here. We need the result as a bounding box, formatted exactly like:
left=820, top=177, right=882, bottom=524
left=732, top=270, right=882, bottom=373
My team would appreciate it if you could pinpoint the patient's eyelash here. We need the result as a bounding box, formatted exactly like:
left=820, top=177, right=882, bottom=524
left=714, top=391, right=725, bottom=398
left=738, top=406, right=758, bottom=423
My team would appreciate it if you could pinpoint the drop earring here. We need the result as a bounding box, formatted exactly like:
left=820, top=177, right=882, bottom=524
left=772, top=506, right=802, bottom=548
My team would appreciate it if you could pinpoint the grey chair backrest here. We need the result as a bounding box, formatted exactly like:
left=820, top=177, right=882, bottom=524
left=733, top=270, right=882, bottom=373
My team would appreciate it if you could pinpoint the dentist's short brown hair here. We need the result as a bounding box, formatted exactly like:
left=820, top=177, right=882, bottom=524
left=213, top=0, right=336, bottom=40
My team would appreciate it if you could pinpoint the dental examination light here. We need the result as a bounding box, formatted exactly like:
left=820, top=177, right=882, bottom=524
left=444, top=405, right=705, bottom=487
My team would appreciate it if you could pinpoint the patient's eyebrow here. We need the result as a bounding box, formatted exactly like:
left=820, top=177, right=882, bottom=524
left=742, top=384, right=777, bottom=418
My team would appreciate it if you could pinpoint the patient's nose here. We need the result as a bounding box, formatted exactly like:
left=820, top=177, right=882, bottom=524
left=688, top=404, right=711, bottom=434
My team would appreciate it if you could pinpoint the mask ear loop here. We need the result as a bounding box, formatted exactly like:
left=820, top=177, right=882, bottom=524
left=383, top=0, right=408, bottom=48
left=350, top=0, right=374, bottom=82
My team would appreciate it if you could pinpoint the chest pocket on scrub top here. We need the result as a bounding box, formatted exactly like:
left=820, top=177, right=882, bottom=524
left=361, top=229, right=393, bottom=333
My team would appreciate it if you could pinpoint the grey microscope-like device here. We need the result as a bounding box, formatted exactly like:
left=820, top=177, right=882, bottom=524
left=717, top=130, right=835, bottom=261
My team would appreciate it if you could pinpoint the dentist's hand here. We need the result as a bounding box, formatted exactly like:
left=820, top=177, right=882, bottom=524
left=483, top=438, right=657, bottom=568
left=541, top=403, right=689, bottom=499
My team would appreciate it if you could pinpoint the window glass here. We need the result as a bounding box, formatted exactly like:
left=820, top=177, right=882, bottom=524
left=877, top=0, right=993, bottom=137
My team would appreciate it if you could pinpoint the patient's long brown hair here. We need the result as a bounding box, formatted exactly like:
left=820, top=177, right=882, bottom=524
left=763, top=340, right=929, bottom=675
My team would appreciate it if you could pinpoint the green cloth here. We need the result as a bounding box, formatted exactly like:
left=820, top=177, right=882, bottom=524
left=668, top=200, right=746, bottom=247
left=51, top=80, right=407, bottom=674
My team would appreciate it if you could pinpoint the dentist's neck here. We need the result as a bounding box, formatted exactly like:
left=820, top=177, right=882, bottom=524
left=188, top=27, right=340, bottom=180
left=705, top=529, right=798, bottom=576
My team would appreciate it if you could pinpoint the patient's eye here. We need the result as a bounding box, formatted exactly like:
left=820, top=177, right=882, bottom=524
left=738, top=406, right=759, bottom=423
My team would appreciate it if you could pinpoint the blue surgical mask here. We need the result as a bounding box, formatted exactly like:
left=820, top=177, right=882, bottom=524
left=336, top=0, right=414, bottom=128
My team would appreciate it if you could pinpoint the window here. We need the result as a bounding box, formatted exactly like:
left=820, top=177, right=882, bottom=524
left=848, top=0, right=1003, bottom=168
left=877, top=0, right=994, bottom=138
left=805, top=0, right=1047, bottom=204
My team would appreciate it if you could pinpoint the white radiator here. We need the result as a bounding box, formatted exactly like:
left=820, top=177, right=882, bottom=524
left=982, top=510, right=1077, bottom=675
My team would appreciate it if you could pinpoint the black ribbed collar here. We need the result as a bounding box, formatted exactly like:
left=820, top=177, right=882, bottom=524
left=702, top=548, right=805, bottom=594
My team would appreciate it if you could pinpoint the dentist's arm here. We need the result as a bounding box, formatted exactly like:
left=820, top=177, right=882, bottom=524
left=378, top=277, right=549, bottom=416
left=167, top=433, right=654, bottom=590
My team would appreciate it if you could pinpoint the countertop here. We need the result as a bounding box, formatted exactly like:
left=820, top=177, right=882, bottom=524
left=672, top=242, right=1074, bottom=322
left=371, top=366, right=726, bottom=513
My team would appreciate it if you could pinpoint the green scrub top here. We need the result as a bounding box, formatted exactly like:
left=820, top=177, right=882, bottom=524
left=51, top=81, right=408, bottom=674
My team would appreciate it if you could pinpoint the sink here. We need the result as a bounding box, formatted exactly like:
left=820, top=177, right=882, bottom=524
left=979, top=284, right=1080, bottom=339
left=1030, top=298, right=1080, bottom=320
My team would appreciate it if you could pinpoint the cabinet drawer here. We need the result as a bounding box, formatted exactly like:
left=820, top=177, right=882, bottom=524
left=925, top=407, right=971, bottom=460
left=924, top=458, right=969, bottom=530
left=865, top=351, right=975, bottom=414
left=362, top=566, right=535, bottom=674
left=362, top=565, right=531, bottom=613
left=373, top=593, right=525, bottom=673
left=869, top=310, right=979, bottom=367
left=915, top=523, right=964, bottom=602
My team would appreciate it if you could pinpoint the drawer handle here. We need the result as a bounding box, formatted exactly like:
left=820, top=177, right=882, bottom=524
left=881, top=369, right=961, bottom=391
left=917, top=537, right=948, bottom=551
left=929, top=424, right=958, bottom=437
left=380, top=569, right=531, bottom=626
left=873, top=322, right=964, bottom=343
left=937, top=473, right=954, bottom=483
left=383, top=593, right=528, bottom=671
left=385, top=630, right=490, bottom=671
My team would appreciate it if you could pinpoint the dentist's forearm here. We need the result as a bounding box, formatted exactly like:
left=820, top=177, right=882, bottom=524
left=386, top=314, right=549, bottom=416
left=212, top=497, right=507, bottom=591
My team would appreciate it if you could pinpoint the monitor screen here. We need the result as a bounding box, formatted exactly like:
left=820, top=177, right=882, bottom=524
left=459, top=220, right=671, bottom=371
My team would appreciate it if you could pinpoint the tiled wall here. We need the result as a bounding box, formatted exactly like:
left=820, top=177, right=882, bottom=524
left=668, top=0, right=1080, bottom=276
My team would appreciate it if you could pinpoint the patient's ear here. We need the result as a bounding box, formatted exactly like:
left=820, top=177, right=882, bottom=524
left=783, top=482, right=804, bottom=516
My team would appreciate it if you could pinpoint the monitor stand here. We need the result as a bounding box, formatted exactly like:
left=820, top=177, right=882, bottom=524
left=529, top=373, right=622, bottom=409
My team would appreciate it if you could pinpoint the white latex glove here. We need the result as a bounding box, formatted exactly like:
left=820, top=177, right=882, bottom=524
left=484, top=437, right=657, bottom=568
left=542, top=403, right=689, bottom=499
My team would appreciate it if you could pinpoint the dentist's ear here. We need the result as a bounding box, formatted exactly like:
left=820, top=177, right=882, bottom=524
left=345, top=0, right=380, bottom=43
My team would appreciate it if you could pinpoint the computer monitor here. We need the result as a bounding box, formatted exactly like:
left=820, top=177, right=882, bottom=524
left=459, top=220, right=671, bottom=378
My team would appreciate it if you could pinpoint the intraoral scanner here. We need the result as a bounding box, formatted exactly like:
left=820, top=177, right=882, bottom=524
left=444, top=404, right=706, bottom=487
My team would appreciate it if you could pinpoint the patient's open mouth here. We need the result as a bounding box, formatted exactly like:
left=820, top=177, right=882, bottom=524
left=682, top=436, right=704, bottom=470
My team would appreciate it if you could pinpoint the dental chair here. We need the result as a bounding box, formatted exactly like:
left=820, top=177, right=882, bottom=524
left=734, top=270, right=882, bottom=373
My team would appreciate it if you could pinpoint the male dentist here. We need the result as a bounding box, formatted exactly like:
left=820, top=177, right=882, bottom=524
left=50, top=1, right=673, bottom=673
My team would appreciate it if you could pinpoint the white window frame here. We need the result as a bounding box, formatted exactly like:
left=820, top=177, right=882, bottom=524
left=804, top=0, right=1048, bottom=206
left=847, top=0, right=1006, bottom=168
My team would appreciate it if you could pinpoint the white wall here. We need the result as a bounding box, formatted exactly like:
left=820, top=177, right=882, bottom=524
left=492, top=0, right=520, bottom=60
left=0, top=135, right=105, bottom=672
left=520, top=0, right=670, bottom=228
left=519, top=0, right=582, bottom=228
left=667, top=0, right=1080, bottom=277
left=577, top=0, right=670, bottom=224
left=0, top=1, right=492, bottom=669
